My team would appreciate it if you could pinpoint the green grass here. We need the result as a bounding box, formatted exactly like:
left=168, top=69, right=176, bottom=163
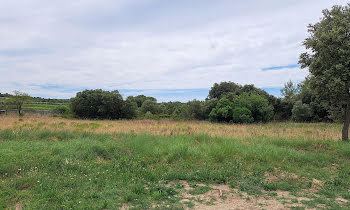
left=22, top=104, right=69, bottom=111
left=0, top=130, right=350, bottom=209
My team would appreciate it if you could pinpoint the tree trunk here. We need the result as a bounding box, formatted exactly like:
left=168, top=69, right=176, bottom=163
left=18, top=105, right=21, bottom=116
left=342, top=100, right=350, bottom=141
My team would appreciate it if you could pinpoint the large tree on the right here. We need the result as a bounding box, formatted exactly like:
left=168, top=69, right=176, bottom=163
left=299, top=4, right=350, bottom=141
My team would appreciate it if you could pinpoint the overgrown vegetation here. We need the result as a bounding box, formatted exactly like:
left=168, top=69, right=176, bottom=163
left=0, top=130, right=349, bottom=209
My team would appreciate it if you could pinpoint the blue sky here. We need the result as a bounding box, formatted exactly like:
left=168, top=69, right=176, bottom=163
left=0, top=0, right=348, bottom=102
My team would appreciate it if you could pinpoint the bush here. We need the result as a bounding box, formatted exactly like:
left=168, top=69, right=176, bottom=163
left=291, top=101, right=312, bottom=122
left=70, top=89, right=124, bottom=119
left=233, top=93, right=274, bottom=122
left=209, top=94, right=274, bottom=123
left=204, top=98, right=218, bottom=118
left=232, top=107, right=253, bottom=123
left=141, top=100, right=159, bottom=114
left=54, top=106, right=69, bottom=114
left=144, top=111, right=153, bottom=119
left=122, top=98, right=138, bottom=119
left=209, top=98, right=234, bottom=122
left=187, top=100, right=206, bottom=120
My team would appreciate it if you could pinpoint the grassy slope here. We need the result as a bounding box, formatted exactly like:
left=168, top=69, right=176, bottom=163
left=0, top=130, right=350, bottom=209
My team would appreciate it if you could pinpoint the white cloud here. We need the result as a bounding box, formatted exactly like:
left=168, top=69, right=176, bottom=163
left=0, top=0, right=348, bottom=99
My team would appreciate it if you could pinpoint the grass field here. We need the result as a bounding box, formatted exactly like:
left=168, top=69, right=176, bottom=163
left=0, top=115, right=343, bottom=141
left=0, top=115, right=349, bottom=209
left=22, top=104, right=69, bottom=111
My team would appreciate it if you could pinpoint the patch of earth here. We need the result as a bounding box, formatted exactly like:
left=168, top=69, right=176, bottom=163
left=123, top=180, right=348, bottom=209
left=176, top=181, right=314, bottom=210
left=15, top=202, right=22, bottom=210
left=264, top=168, right=326, bottom=195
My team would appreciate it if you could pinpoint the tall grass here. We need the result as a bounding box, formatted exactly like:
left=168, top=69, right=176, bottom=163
left=0, top=115, right=343, bottom=140
left=0, top=130, right=349, bottom=209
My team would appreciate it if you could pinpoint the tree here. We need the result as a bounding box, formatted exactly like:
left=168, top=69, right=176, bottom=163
left=70, top=89, right=124, bottom=119
left=296, top=78, right=330, bottom=122
left=232, top=107, right=253, bottom=123
left=208, top=82, right=241, bottom=99
left=122, top=98, right=138, bottom=119
left=187, top=100, right=206, bottom=120
left=204, top=98, right=218, bottom=118
left=233, top=93, right=274, bottom=122
left=162, top=101, right=183, bottom=115
left=291, top=101, right=312, bottom=122
left=141, top=100, right=159, bottom=114
left=53, top=106, right=69, bottom=114
left=158, top=104, right=168, bottom=115
left=273, top=98, right=293, bottom=121
left=279, top=80, right=299, bottom=120
left=281, top=80, right=299, bottom=102
left=130, top=95, right=157, bottom=107
left=299, top=4, right=350, bottom=141
left=209, top=98, right=234, bottom=122
left=8, top=91, right=31, bottom=116
left=0, top=92, right=11, bottom=97
left=0, top=99, right=8, bottom=114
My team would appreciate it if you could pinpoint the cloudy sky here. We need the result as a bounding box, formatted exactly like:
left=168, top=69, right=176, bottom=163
left=1, top=0, right=348, bottom=101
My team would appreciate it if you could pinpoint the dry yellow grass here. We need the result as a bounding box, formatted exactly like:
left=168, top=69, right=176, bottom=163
left=0, top=115, right=343, bottom=140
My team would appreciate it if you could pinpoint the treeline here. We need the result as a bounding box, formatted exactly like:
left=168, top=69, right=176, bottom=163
left=0, top=93, right=70, bottom=104
left=68, top=80, right=333, bottom=123
left=0, top=80, right=341, bottom=123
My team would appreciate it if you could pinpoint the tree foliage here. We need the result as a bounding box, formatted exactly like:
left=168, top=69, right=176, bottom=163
left=299, top=4, right=350, bottom=140
left=129, top=95, right=157, bottom=107
left=232, top=107, right=253, bottom=123
left=8, top=91, right=31, bottom=115
left=291, top=101, right=312, bottom=122
left=122, top=98, right=138, bottom=119
left=70, top=89, right=124, bottom=119
left=280, top=80, right=299, bottom=102
left=209, top=93, right=274, bottom=123
left=187, top=100, right=206, bottom=120
left=208, top=82, right=241, bottom=100
left=141, top=100, right=159, bottom=114
left=209, top=98, right=234, bottom=122
left=233, top=93, right=274, bottom=122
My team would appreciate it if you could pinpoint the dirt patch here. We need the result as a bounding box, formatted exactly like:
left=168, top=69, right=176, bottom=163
left=49, top=136, right=59, bottom=141
left=308, top=178, right=324, bottom=194
left=264, top=168, right=299, bottom=183
left=336, top=197, right=348, bottom=203
left=96, top=156, right=110, bottom=163
left=15, top=202, right=22, bottom=210
left=175, top=181, right=313, bottom=210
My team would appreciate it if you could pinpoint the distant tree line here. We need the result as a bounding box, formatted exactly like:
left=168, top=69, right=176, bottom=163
left=0, top=93, right=11, bottom=98
left=68, top=82, right=288, bottom=123
left=31, top=97, right=70, bottom=104
left=1, top=92, right=70, bottom=103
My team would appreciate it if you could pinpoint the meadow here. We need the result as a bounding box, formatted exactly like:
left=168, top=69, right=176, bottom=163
left=22, top=104, right=69, bottom=111
left=0, top=115, right=349, bottom=209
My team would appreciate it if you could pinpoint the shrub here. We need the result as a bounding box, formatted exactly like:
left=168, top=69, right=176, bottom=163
left=232, top=107, right=254, bottom=123
left=54, top=106, right=69, bottom=114
left=144, top=111, right=153, bottom=119
left=70, top=89, right=124, bottom=119
left=187, top=100, right=206, bottom=120
left=233, top=93, right=274, bottom=122
left=122, top=98, right=138, bottom=119
left=209, top=98, right=234, bottom=122
left=291, top=101, right=312, bottom=122
left=141, top=100, right=159, bottom=114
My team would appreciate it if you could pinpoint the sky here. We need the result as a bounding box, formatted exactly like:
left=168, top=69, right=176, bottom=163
left=0, top=0, right=348, bottom=102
